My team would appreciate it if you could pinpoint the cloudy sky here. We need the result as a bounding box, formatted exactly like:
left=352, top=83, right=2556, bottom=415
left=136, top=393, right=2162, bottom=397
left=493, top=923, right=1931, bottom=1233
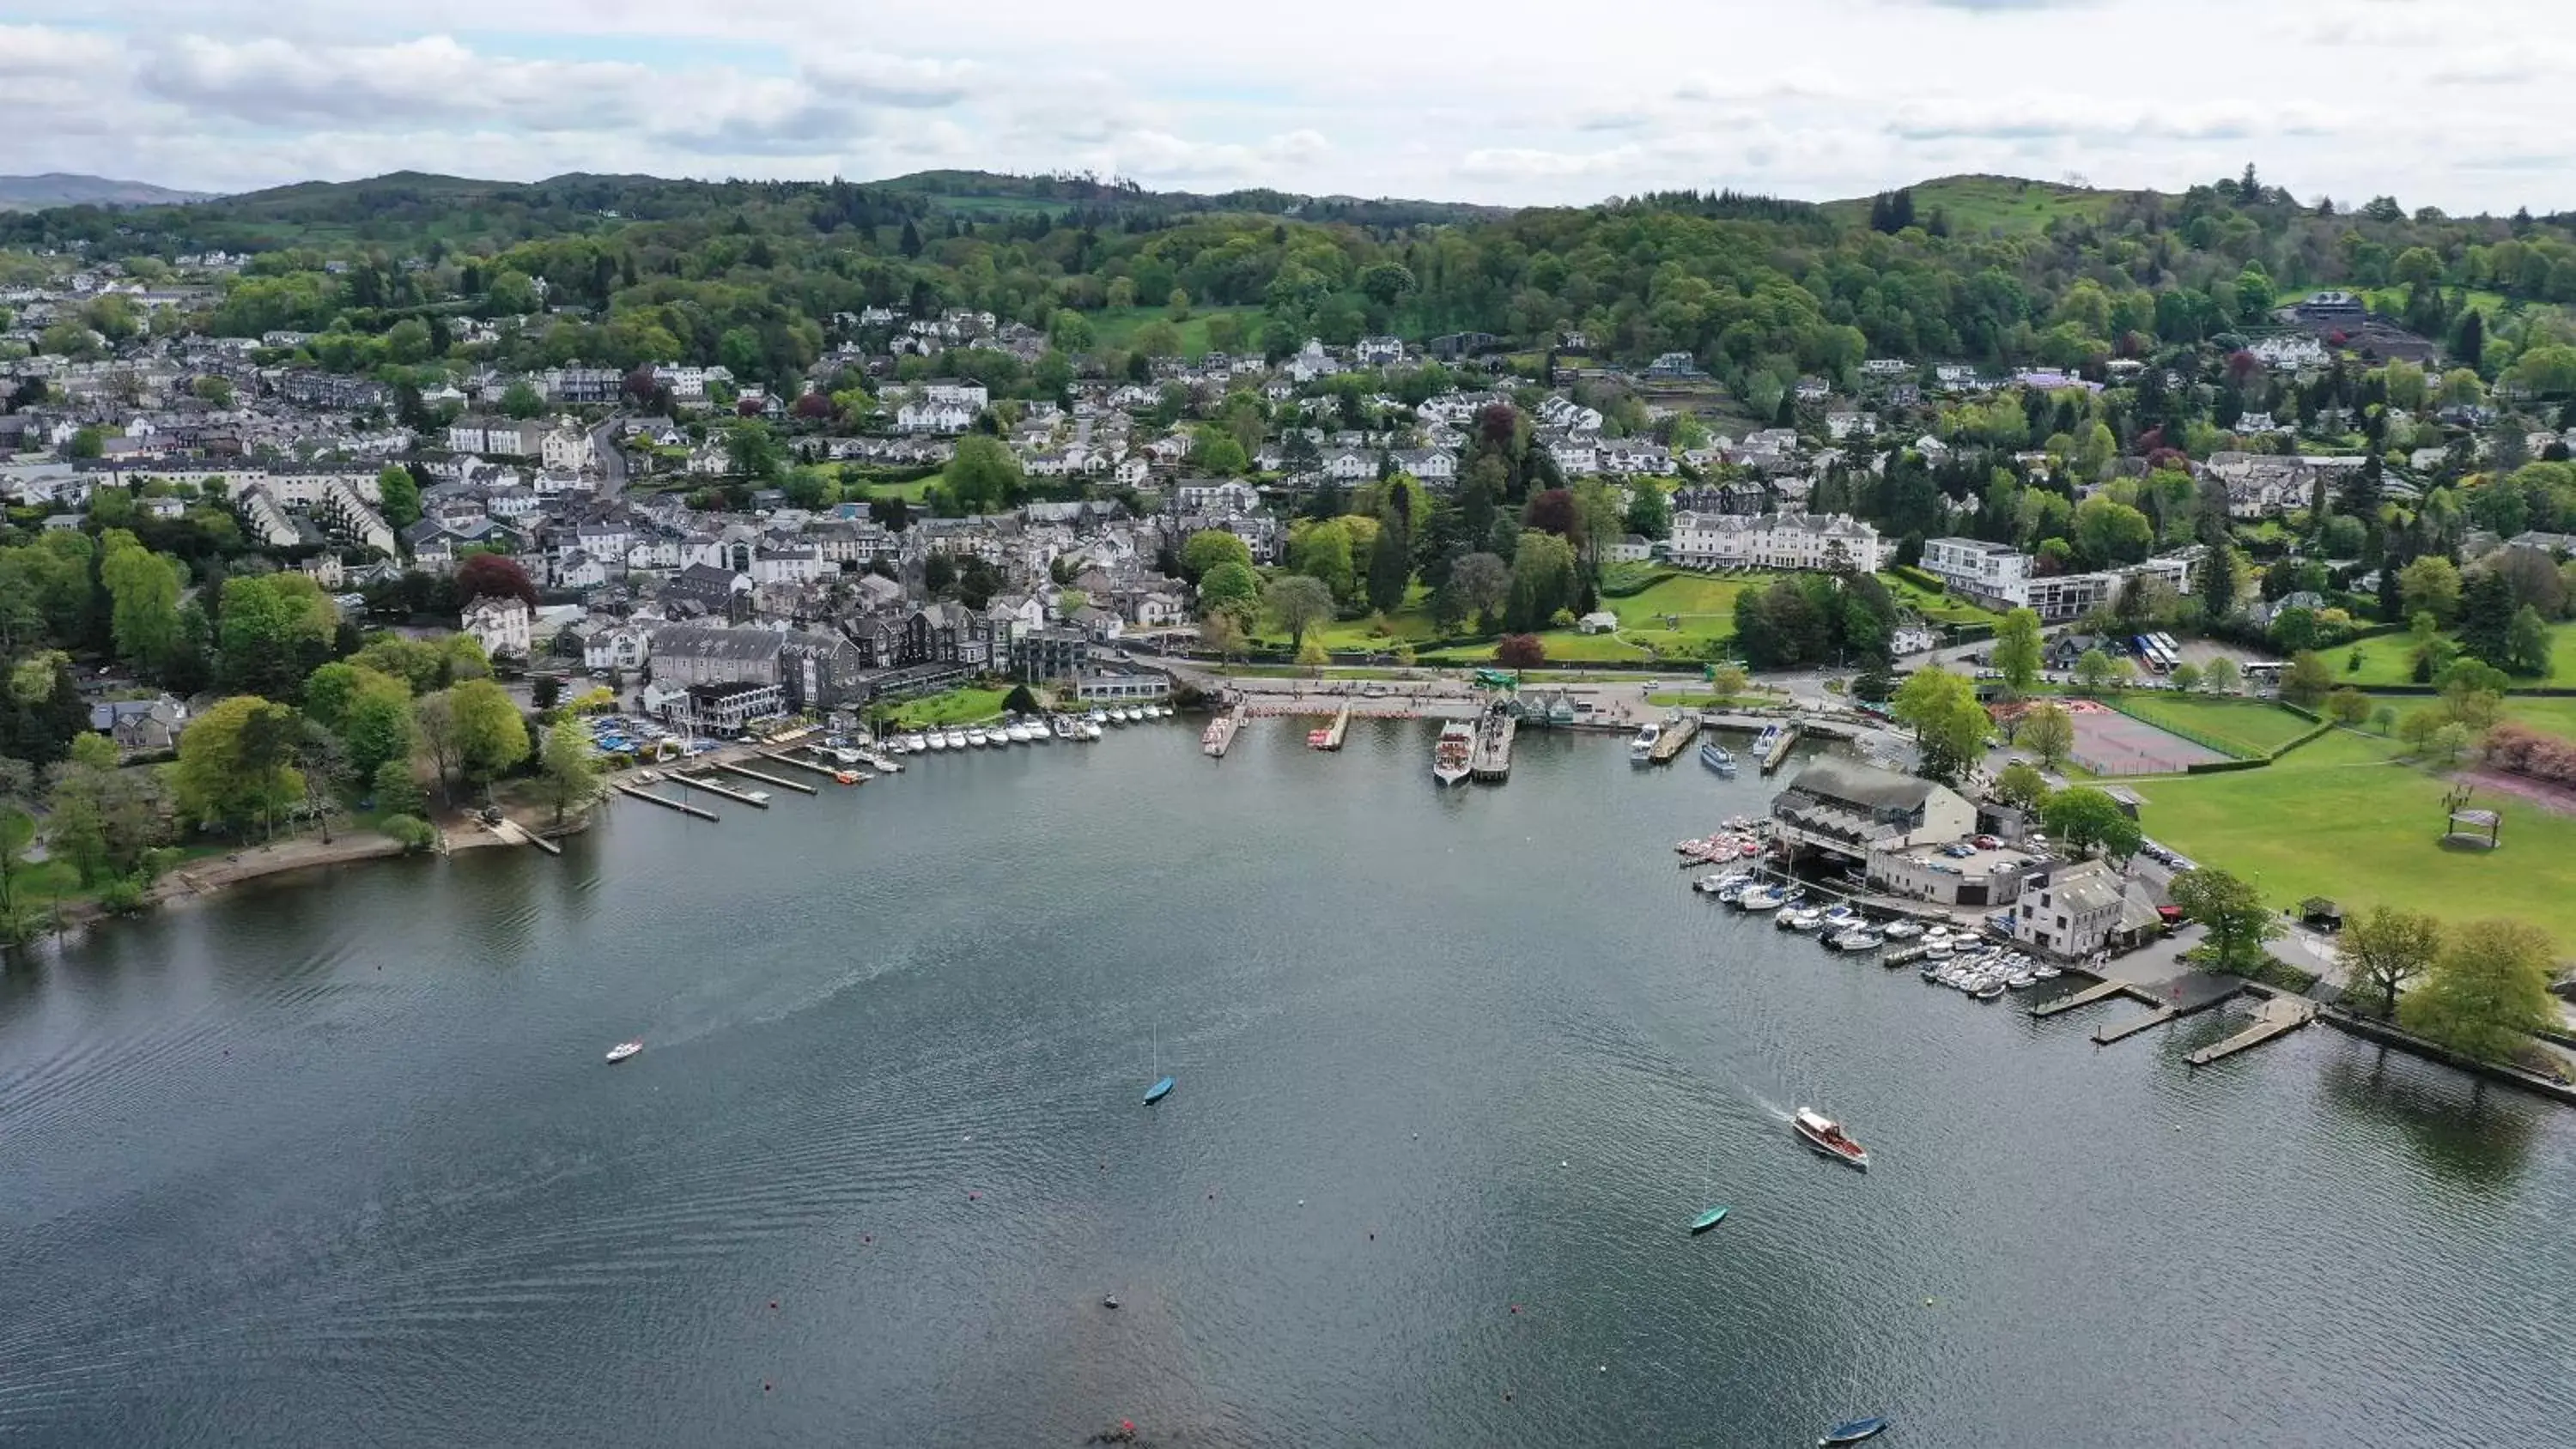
left=1, top=0, right=2563, bottom=212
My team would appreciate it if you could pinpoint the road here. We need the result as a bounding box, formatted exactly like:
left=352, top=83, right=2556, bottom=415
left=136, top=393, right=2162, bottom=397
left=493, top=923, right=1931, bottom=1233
left=589, top=416, right=628, bottom=499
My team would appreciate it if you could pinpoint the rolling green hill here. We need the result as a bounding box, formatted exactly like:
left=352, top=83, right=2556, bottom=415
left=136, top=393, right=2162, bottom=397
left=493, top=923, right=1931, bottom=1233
left=1820, top=174, right=2134, bottom=234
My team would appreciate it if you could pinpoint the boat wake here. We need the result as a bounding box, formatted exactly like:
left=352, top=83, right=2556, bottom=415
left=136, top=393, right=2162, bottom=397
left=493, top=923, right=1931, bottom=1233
left=1748, top=1093, right=1797, bottom=1124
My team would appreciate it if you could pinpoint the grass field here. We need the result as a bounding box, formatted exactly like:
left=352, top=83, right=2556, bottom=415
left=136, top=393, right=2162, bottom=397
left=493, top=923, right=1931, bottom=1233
left=2114, top=695, right=2321, bottom=760
left=2336, top=622, right=2576, bottom=689
left=1821, top=175, right=2119, bottom=235
left=1087, top=306, right=1261, bottom=360
left=2135, top=729, right=2576, bottom=950
left=880, top=687, right=1009, bottom=729
left=1880, top=571, right=2005, bottom=630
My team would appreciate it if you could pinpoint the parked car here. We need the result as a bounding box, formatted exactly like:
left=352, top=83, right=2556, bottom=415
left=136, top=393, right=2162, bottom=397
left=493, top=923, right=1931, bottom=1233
left=1972, top=834, right=2002, bottom=851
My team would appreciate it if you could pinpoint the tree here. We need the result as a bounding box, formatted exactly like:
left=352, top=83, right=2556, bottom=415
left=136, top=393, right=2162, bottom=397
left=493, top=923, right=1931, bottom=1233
left=2170, top=661, right=2203, bottom=693
left=1179, top=529, right=1253, bottom=583
left=449, top=679, right=529, bottom=792
left=2073, top=647, right=2120, bottom=694
left=0, top=759, right=34, bottom=939
left=1504, top=531, right=1578, bottom=632
left=2399, top=919, right=2560, bottom=1064
left=2503, top=603, right=2553, bottom=677
left=2338, top=906, right=2444, bottom=1020
left=1495, top=634, right=1546, bottom=669
left=1195, top=561, right=1261, bottom=622
left=1296, top=636, right=1330, bottom=671
left=1990, top=607, right=2043, bottom=697
left=2324, top=687, right=2371, bottom=726
left=1625, top=485, right=1670, bottom=541
left=1264, top=574, right=1336, bottom=652
left=725, top=420, right=783, bottom=480
left=2170, top=867, right=2280, bottom=974
left=1891, top=667, right=1991, bottom=785
left=2398, top=555, right=2462, bottom=627
left=1447, top=552, right=1511, bottom=633
left=2042, top=786, right=2143, bottom=861
left=2020, top=702, right=2076, bottom=771
left=1290, top=518, right=1358, bottom=602
left=171, top=695, right=306, bottom=838
left=1365, top=505, right=1413, bottom=614
left=945, top=434, right=1024, bottom=513
left=1198, top=610, right=1246, bottom=663
left=376, top=464, right=422, bottom=529
left=500, top=379, right=544, bottom=419
left=1995, top=760, right=2051, bottom=811
left=371, top=757, right=424, bottom=816
left=217, top=573, right=338, bottom=700
left=456, top=554, right=539, bottom=610
left=99, top=531, right=184, bottom=675
left=2198, top=543, right=2242, bottom=620
left=2279, top=650, right=2333, bottom=709
left=536, top=716, right=598, bottom=826
left=2073, top=495, right=2153, bottom=567
left=2201, top=656, right=2240, bottom=694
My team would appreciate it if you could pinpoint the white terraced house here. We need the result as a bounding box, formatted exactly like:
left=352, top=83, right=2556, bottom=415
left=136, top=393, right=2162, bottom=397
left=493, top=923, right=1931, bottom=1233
left=1668, top=512, right=1886, bottom=573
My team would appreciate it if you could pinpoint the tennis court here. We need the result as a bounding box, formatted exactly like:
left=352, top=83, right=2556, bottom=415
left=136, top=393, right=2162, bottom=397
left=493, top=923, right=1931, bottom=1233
left=2062, top=700, right=2231, bottom=776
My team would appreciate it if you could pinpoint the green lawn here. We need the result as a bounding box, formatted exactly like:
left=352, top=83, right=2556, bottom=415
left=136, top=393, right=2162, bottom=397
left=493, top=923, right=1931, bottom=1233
left=2500, top=695, right=2576, bottom=740
left=2135, top=729, right=2576, bottom=951
left=1880, top=571, right=2005, bottom=630
left=880, top=687, right=1010, bottom=728
left=2114, top=695, right=2321, bottom=760
left=2336, top=621, right=2576, bottom=690
left=1086, top=306, right=1261, bottom=360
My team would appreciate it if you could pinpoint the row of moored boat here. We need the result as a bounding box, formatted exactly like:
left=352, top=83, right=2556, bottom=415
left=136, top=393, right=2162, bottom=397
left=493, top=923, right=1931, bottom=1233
left=1695, top=870, right=2063, bottom=995
left=878, top=706, right=1170, bottom=755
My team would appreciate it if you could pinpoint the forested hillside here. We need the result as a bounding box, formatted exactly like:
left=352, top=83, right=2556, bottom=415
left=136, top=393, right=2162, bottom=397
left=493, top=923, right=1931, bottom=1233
left=7, top=167, right=2576, bottom=409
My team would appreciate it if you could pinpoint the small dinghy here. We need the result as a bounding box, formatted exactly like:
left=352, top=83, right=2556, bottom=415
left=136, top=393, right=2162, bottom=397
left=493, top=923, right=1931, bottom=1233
left=1819, top=1416, right=1888, bottom=1446
left=1688, top=1205, right=1729, bottom=1234
left=1143, top=1076, right=1174, bottom=1106
left=605, top=1040, right=642, bottom=1064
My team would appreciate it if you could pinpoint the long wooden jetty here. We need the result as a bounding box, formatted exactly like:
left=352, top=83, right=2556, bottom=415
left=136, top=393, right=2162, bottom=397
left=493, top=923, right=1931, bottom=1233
left=488, top=817, right=562, bottom=855
left=676, top=773, right=771, bottom=808
left=2187, top=996, right=2317, bottom=1066
left=1759, top=721, right=1802, bottom=773
left=614, top=782, right=719, bottom=821
left=1470, top=710, right=1516, bottom=782
left=2031, top=979, right=2128, bottom=1017
left=1310, top=701, right=1351, bottom=750
left=1648, top=714, right=1698, bottom=764
left=1201, top=706, right=1242, bottom=758
left=760, top=749, right=845, bottom=779
left=715, top=760, right=817, bottom=794
left=2093, top=1008, right=2178, bottom=1045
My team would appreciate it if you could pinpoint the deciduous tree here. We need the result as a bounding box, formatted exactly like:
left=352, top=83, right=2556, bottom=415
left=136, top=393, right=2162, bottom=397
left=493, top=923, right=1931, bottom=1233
left=2170, top=867, right=2279, bottom=974
left=537, top=716, right=598, bottom=826
left=2020, top=702, right=2075, bottom=771
left=2041, top=785, right=2142, bottom=861
left=1891, top=666, right=1990, bottom=785
left=450, top=679, right=530, bottom=791
left=2337, top=906, right=2444, bottom=1019
left=171, top=695, right=306, bottom=838
left=1990, top=607, right=2043, bottom=697
left=2400, top=919, right=2559, bottom=1063
left=1263, top=574, right=1336, bottom=653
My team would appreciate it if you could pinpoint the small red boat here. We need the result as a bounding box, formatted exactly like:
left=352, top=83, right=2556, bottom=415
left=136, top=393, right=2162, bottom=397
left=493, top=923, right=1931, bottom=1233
left=1793, top=1108, right=1868, bottom=1168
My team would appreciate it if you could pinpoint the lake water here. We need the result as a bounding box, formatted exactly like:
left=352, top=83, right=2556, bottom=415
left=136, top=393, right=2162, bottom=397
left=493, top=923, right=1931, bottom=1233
left=3, top=720, right=2572, bottom=1447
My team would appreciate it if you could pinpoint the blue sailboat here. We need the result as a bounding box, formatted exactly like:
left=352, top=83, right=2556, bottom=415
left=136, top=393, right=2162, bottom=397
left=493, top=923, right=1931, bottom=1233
left=1818, top=1416, right=1888, bottom=1446
left=1688, top=1205, right=1728, bottom=1234
left=1144, top=1076, right=1174, bottom=1105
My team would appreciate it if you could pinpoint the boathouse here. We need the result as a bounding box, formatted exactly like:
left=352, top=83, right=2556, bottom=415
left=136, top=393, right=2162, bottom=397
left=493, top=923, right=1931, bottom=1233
left=1769, top=760, right=1974, bottom=867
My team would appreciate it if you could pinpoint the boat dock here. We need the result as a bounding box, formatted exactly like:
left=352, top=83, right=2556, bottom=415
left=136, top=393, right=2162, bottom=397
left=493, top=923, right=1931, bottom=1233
left=760, top=750, right=847, bottom=780
left=613, top=782, right=719, bottom=821
left=2093, top=1008, right=2178, bottom=1045
left=1310, top=702, right=1351, bottom=751
left=2030, top=979, right=2130, bottom=1017
left=1470, top=709, right=1516, bottom=782
left=487, top=816, right=562, bottom=856
left=1201, top=706, right=1243, bottom=758
left=1759, top=721, right=1802, bottom=773
left=2187, top=994, right=2318, bottom=1066
left=2026, top=967, right=2248, bottom=1046
left=715, top=761, right=817, bottom=795
left=676, top=773, right=771, bottom=808
left=1648, top=714, right=1698, bottom=764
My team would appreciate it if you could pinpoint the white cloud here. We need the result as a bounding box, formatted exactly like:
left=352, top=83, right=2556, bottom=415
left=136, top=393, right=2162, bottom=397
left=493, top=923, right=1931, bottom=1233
left=0, top=4, right=2565, bottom=214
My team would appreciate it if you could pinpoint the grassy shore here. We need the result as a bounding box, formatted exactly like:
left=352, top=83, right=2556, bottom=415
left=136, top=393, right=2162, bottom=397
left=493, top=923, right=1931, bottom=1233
left=2133, top=728, right=2576, bottom=949
left=880, top=687, right=1011, bottom=728
left=2335, top=621, right=2576, bottom=690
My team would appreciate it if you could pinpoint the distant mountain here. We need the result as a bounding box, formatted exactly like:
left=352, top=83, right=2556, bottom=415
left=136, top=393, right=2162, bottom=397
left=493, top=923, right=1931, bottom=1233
left=0, top=173, right=212, bottom=213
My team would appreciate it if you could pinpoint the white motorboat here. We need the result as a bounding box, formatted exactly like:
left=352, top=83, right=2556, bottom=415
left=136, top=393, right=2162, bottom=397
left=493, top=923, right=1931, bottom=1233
left=1881, top=921, right=1923, bottom=940
left=1738, top=888, right=1787, bottom=912
left=965, top=727, right=989, bottom=747
left=1630, top=722, right=1662, bottom=762
left=924, top=732, right=948, bottom=751
left=745, top=790, right=771, bottom=804
left=943, top=728, right=969, bottom=750
left=902, top=732, right=929, bottom=753
left=1052, top=717, right=1078, bottom=741
left=1088, top=709, right=1109, bottom=727
left=1792, top=1108, right=1869, bottom=1168
left=1006, top=722, right=1034, bottom=743
left=833, top=747, right=862, bottom=766
left=1830, top=929, right=1884, bottom=952
left=605, top=1040, right=643, bottom=1064
left=1081, top=721, right=1103, bottom=741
